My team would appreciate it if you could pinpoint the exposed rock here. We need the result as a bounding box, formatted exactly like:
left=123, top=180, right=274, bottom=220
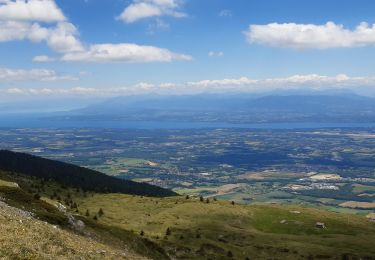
left=68, top=214, right=85, bottom=232
left=315, top=222, right=326, bottom=229
left=56, top=202, right=67, bottom=212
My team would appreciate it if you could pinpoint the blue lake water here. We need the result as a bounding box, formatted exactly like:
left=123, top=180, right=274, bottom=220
left=1, top=115, right=375, bottom=129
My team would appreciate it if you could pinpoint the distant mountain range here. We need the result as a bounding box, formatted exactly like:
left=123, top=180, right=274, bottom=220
left=63, top=92, right=375, bottom=123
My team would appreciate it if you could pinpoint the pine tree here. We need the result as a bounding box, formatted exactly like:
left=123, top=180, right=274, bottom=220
left=98, top=208, right=104, bottom=217
left=166, top=227, right=171, bottom=236
left=85, top=209, right=90, bottom=217
left=200, top=196, right=204, bottom=202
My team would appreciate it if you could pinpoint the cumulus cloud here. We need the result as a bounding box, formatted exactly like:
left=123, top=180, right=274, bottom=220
left=0, top=21, right=48, bottom=42
left=146, top=18, right=170, bottom=34
left=0, top=0, right=191, bottom=63
left=4, top=74, right=375, bottom=97
left=32, top=55, right=55, bottom=62
left=208, top=51, right=223, bottom=57
left=246, top=21, right=375, bottom=49
left=218, top=9, right=232, bottom=17
left=0, top=20, right=84, bottom=53
left=3, top=86, right=99, bottom=96
left=46, top=22, right=84, bottom=53
left=0, top=0, right=66, bottom=22
left=0, top=0, right=83, bottom=53
left=61, top=43, right=192, bottom=63
left=117, top=0, right=186, bottom=23
left=0, top=67, right=78, bottom=81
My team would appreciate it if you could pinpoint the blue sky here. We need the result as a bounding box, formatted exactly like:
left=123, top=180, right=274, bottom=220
left=1, top=0, right=375, bottom=104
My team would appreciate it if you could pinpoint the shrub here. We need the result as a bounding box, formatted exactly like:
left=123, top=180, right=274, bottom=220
left=98, top=208, right=104, bottom=217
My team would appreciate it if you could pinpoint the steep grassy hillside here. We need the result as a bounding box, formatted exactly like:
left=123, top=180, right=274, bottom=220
left=0, top=200, right=145, bottom=259
left=0, top=150, right=176, bottom=197
left=0, top=172, right=171, bottom=259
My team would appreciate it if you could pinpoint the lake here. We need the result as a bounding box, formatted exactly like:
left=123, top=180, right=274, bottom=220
left=1, top=114, right=375, bottom=129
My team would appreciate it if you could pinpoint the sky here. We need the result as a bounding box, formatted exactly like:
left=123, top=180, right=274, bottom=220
left=1, top=0, right=375, bottom=108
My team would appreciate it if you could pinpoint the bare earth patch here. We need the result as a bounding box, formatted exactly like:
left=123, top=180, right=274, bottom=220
left=339, top=201, right=375, bottom=209
left=310, top=174, right=342, bottom=181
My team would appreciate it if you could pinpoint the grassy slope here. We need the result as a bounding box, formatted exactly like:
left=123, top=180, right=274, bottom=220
left=0, top=172, right=168, bottom=260
left=77, top=194, right=375, bottom=259
left=1, top=169, right=375, bottom=259
left=0, top=201, right=145, bottom=260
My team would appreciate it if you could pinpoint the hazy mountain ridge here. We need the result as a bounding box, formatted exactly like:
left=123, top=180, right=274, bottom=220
left=63, top=92, right=375, bottom=123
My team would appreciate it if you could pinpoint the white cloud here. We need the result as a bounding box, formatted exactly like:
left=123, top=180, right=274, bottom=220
left=218, top=9, right=232, bottom=17
left=246, top=22, right=375, bottom=49
left=0, top=1, right=190, bottom=63
left=0, top=0, right=66, bottom=22
left=46, top=22, right=84, bottom=53
left=0, top=20, right=84, bottom=53
left=147, top=18, right=170, bottom=34
left=208, top=51, right=223, bottom=57
left=4, top=74, right=375, bottom=97
left=184, top=74, right=375, bottom=93
left=0, top=0, right=83, bottom=53
left=0, top=0, right=191, bottom=63
left=0, top=21, right=48, bottom=42
left=61, top=43, right=192, bottom=63
left=0, top=18, right=188, bottom=62
left=3, top=86, right=97, bottom=96
left=117, top=0, right=186, bottom=23
left=0, top=67, right=78, bottom=81
left=32, top=55, right=55, bottom=62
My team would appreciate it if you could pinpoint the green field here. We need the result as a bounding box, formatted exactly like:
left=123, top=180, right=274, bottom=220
left=76, top=193, right=375, bottom=259
left=352, top=184, right=375, bottom=194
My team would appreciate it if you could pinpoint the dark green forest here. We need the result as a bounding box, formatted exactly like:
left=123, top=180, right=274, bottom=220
left=0, top=150, right=176, bottom=197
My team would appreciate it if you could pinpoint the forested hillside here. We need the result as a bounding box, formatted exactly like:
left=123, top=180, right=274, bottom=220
left=0, top=150, right=176, bottom=197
